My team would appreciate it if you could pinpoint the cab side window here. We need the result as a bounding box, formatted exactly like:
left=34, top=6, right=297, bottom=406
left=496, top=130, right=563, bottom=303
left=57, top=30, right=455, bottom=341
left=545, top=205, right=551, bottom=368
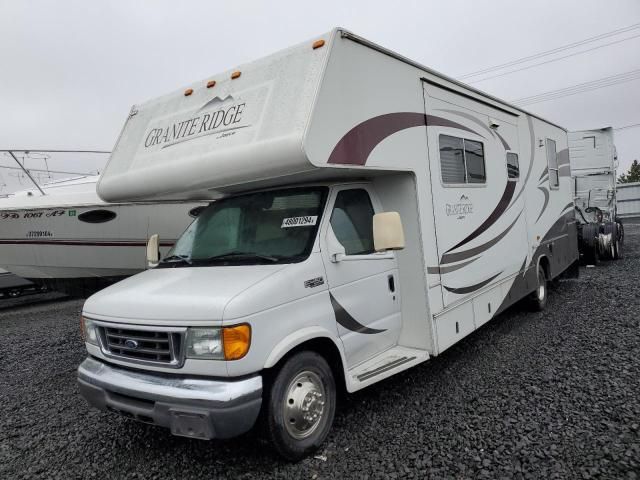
left=330, top=189, right=375, bottom=255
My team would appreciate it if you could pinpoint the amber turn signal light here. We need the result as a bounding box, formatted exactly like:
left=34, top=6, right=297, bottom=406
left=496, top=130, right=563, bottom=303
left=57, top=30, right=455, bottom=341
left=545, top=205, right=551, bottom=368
left=206, top=80, right=216, bottom=88
left=231, top=71, right=241, bottom=79
left=184, top=88, right=193, bottom=96
left=312, top=39, right=325, bottom=49
left=223, top=324, right=251, bottom=360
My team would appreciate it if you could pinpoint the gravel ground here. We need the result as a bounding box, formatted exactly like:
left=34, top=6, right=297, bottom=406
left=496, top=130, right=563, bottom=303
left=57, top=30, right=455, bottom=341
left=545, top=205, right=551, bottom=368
left=1, top=227, right=639, bottom=479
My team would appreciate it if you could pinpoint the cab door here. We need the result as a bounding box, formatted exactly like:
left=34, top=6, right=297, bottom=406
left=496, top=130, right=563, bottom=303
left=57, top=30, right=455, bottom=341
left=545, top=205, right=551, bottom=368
left=320, top=185, right=401, bottom=368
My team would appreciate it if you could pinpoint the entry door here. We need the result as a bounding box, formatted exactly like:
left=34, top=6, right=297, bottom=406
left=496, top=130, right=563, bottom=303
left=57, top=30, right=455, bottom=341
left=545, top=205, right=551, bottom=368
left=422, top=81, right=525, bottom=308
left=321, top=186, right=401, bottom=368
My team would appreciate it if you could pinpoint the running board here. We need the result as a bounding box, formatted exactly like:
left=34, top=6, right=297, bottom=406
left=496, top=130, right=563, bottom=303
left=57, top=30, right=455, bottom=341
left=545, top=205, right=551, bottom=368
left=347, top=346, right=429, bottom=392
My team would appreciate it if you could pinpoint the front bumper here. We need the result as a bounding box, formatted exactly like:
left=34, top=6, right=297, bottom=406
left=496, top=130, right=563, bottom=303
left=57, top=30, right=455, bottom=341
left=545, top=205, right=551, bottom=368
left=77, top=357, right=262, bottom=440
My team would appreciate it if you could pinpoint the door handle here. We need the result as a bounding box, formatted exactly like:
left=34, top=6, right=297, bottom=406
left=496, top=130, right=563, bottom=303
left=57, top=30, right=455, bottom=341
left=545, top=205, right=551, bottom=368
left=388, top=274, right=395, bottom=293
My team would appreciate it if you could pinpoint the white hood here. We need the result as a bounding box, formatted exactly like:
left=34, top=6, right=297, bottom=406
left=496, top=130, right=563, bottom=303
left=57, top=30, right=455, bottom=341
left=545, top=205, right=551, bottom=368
left=83, top=264, right=286, bottom=324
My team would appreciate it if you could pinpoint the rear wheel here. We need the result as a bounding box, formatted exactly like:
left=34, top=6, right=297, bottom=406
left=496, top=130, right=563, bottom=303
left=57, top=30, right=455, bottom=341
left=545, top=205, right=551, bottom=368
left=602, top=222, right=618, bottom=260
left=581, top=223, right=600, bottom=265
left=264, top=351, right=336, bottom=461
left=613, top=221, right=624, bottom=260
left=529, top=265, right=548, bottom=311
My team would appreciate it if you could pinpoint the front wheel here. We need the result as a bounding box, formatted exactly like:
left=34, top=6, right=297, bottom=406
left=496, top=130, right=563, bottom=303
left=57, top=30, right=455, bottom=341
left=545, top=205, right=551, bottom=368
left=528, top=265, right=548, bottom=311
left=264, top=351, right=336, bottom=461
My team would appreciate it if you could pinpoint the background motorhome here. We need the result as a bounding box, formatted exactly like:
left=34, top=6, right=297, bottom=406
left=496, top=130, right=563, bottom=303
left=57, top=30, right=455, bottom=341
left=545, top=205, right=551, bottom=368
left=79, top=28, right=579, bottom=459
left=569, top=128, right=624, bottom=263
left=0, top=174, right=207, bottom=296
left=617, top=181, right=640, bottom=222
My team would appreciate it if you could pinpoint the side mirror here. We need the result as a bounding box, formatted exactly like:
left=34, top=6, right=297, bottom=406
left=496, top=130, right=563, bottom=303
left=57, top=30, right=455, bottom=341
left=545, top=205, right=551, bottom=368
left=373, top=212, right=405, bottom=252
left=146, top=234, right=160, bottom=268
left=326, top=226, right=346, bottom=263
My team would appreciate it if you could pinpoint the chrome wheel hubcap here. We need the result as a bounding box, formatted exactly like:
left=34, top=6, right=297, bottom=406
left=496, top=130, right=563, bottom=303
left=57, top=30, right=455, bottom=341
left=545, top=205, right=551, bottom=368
left=283, top=370, right=326, bottom=439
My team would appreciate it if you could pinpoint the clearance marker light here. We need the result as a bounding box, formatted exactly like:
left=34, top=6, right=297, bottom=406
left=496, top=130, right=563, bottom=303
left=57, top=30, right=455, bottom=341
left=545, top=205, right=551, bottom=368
left=231, top=71, right=241, bottom=79
left=206, top=80, right=216, bottom=88
left=184, top=88, right=193, bottom=96
left=313, top=39, right=325, bottom=49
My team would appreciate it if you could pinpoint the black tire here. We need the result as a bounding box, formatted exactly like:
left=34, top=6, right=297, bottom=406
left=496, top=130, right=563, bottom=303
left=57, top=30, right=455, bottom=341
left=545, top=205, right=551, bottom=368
left=581, top=223, right=600, bottom=265
left=528, top=264, right=548, bottom=311
left=614, top=221, right=624, bottom=259
left=264, top=351, right=336, bottom=461
left=602, top=222, right=618, bottom=260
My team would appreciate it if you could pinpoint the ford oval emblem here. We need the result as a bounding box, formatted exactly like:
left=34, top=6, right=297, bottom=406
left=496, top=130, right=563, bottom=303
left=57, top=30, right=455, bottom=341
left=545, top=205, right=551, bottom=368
left=124, top=339, right=139, bottom=349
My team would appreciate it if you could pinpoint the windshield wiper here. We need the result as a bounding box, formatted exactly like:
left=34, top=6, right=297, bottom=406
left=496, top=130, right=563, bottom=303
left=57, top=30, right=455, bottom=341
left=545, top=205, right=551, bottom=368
left=160, top=254, right=192, bottom=265
left=199, top=251, right=280, bottom=263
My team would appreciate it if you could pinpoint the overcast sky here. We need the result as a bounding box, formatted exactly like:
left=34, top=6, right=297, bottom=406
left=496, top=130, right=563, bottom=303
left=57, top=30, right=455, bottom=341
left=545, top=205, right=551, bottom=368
left=1, top=0, right=639, bottom=193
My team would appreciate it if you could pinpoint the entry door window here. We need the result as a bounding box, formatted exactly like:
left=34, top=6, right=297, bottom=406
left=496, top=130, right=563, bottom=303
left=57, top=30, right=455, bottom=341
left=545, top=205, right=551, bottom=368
left=330, top=189, right=375, bottom=255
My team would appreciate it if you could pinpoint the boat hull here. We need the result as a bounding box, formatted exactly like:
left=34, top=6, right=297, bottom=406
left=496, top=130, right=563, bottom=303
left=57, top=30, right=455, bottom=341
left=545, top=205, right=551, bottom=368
left=0, top=201, right=204, bottom=296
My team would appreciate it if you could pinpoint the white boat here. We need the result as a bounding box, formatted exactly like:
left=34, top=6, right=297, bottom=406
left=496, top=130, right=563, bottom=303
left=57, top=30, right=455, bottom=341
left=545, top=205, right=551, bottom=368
left=0, top=175, right=206, bottom=295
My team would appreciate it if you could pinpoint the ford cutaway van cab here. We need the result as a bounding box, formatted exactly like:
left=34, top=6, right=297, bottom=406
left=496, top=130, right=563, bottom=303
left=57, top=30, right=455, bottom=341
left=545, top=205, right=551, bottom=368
left=78, top=28, right=578, bottom=460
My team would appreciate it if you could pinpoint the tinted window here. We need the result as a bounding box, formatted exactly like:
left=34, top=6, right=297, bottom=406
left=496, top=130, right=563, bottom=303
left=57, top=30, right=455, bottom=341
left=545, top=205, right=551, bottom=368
left=330, top=189, right=375, bottom=255
left=506, top=152, right=520, bottom=179
left=439, top=135, right=465, bottom=183
left=439, top=134, right=486, bottom=184
left=546, top=138, right=559, bottom=189
left=465, top=140, right=485, bottom=183
left=77, top=210, right=117, bottom=224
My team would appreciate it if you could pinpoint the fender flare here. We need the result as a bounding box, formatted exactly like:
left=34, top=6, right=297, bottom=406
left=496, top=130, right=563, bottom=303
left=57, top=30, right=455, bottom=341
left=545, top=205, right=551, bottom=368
left=536, top=253, right=549, bottom=279
left=263, top=326, right=346, bottom=370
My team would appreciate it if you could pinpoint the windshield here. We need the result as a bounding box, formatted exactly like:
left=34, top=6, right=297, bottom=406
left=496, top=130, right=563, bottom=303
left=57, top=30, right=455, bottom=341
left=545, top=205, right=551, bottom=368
left=160, top=187, right=328, bottom=267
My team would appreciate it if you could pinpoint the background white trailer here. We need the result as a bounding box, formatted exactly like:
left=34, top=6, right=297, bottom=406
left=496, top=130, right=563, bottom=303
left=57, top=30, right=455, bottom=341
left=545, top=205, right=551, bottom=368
left=569, top=127, right=624, bottom=261
left=617, top=182, right=640, bottom=222
left=569, top=127, right=618, bottom=222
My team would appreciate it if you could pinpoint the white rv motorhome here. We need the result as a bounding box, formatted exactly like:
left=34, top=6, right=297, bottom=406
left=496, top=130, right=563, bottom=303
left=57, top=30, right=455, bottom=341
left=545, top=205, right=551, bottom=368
left=569, top=128, right=623, bottom=263
left=77, top=29, right=579, bottom=460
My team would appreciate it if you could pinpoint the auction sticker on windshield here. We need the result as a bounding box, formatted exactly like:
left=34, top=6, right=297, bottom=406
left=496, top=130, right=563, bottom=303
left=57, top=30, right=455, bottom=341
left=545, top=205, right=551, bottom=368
left=281, top=216, right=318, bottom=228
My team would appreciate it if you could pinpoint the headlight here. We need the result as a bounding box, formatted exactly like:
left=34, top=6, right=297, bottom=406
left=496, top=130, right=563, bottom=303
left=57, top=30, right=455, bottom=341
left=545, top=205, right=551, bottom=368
left=186, top=325, right=251, bottom=360
left=186, top=328, right=223, bottom=359
left=81, top=317, right=99, bottom=346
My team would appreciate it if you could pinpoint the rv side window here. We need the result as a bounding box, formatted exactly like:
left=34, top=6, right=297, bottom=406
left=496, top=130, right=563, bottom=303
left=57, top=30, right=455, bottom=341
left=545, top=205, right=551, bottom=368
left=546, top=138, right=559, bottom=189
left=439, top=134, right=486, bottom=184
left=506, top=152, right=519, bottom=179
left=330, top=189, right=375, bottom=255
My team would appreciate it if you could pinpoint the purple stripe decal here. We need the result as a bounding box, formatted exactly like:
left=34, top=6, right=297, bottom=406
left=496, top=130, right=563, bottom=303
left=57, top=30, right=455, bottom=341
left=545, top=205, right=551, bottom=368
left=446, top=180, right=516, bottom=253
left=507, top=116, right=536, bottom=211
left=539, top=166, right=549, bottom=181
left=441, top=211, right=522, bottom=265
left=494, top=129, right=510, bottom=151
left=536, top=186, right=550, bottom=223
left=327, top=113, right=477, bottom=166
left=443, top=271, right=503, bottom=295
left=557, top=148, right=570, bottom=166
left=330, top=293, right=386, bottom=334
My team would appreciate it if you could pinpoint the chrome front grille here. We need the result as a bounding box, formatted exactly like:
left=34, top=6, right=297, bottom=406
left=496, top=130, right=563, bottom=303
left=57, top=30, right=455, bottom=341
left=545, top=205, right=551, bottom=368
left=96, top=324, right=184, bottom=367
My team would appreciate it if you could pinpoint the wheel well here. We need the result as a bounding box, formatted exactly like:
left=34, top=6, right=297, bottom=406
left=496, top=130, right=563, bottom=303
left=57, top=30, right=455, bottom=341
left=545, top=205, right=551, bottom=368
left=538, top=255, right=551, bottom=280
left=265, top=338, right=346, bottom=394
